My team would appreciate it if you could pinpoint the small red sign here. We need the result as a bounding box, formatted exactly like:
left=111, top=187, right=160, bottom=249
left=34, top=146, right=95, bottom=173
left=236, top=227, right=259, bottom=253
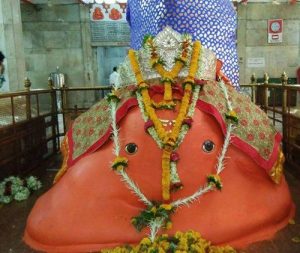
left=268, top=19, right=283, bottom=33
left=268, top=19, right=283, bottom=43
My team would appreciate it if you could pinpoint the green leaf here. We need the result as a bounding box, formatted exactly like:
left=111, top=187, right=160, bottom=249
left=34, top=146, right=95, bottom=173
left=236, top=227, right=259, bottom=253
left=169, top=242, right=177, bottom=252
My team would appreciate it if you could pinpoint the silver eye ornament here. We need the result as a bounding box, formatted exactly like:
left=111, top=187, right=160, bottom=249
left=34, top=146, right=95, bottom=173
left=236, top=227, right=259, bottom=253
left=202, top=140, right=215, bottom=153
left=125, top=143, right=138, bottom=154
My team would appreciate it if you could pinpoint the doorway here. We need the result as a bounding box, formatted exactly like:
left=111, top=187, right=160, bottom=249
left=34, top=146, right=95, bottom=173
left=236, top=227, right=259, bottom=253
left=97, top=47, right=129, bottom=86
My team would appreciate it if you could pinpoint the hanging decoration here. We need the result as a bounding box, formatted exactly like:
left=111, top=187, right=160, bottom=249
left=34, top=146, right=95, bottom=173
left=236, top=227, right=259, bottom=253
left=90, top=2, right=127, bottom=22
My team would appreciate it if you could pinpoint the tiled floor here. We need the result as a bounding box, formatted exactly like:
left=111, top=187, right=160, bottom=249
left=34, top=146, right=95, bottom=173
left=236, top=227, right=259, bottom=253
left=0, top=158, right=299, bottom=253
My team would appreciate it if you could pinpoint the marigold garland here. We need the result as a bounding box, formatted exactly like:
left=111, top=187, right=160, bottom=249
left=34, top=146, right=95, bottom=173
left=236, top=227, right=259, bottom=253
left=109, top=35, right=235, bottom=249
left=144, top=35, right=192, bottom=101
left=129, top=41, right=201, bottom=200
left=128, top=50, right=166, bottom=143
left=162, top=149, right=172, bottom=200
left=101, top=230, right=236, bottom=253
left=169, top=41, right=201, bottom=143
left=107, top=81, right=235, bottom=245
left=151, top=100, right=176, bottom=109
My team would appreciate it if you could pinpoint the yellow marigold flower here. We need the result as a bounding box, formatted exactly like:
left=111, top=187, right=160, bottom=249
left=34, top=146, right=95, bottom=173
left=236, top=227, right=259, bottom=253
left=113, top=156, right=128, bottom=164
left=140, top=237, right=151, bottom=246
left=166, top=221, right=172, bottom=230
left=138, top=82, right=149, bottom=90
left=175, top=231, right=183, bottom=239
left=101, top=230, right=236, bottom=253
left=148, top=246, right=156, bottom=252
left=112, top=156, right=128, bottom=171
left=116, top=165, right=124, bottom=172
left=160, top=240, right=170, bottom=250
left=229, top=110, right=237, bottom=117
left=161, top=234, right=168, bottom=239
left=158, top=248, right=165, bottom=253
left=225, top=110, right=239, bottom=124
left=178, top=237, right=188, bottom=250
left=207, top=174, right=222, bottom=190
left=212, top=174, right=221, bottom=181
left=160, top=204, right=173, bottom=211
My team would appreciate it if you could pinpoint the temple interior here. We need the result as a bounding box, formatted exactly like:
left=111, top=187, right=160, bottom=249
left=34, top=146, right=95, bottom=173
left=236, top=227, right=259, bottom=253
left=0, top=0, right=299, bottom=252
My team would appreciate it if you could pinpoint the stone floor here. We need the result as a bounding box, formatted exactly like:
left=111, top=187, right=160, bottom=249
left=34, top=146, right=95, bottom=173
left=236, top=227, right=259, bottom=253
left=0, top=158, right=299, bottom=253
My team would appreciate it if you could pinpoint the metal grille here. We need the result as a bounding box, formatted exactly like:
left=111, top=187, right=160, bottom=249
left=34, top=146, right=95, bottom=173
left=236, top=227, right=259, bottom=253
left=0, top=90, right=59, bottom=179
left=0, top=97, right=13, bottom=126
left=90, top=21, right=130, bottom=43
left=12, top=96, right=27, bottom=123
left=38, top=93, right=52, bottom=115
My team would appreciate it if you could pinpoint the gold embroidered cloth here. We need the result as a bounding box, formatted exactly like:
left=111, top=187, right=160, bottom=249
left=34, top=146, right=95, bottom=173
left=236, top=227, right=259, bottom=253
left=66, top=82, right=280, bottom=173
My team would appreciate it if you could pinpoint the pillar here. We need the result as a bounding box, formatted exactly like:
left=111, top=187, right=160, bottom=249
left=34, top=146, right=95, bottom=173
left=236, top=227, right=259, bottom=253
left=0, top=0, right=26, bottom=91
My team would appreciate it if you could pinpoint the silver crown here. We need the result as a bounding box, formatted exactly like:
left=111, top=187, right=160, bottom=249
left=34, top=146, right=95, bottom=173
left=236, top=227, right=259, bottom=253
left=118, top=27, right=217, bottom=86
left=153, top=26, right=183, bottom=71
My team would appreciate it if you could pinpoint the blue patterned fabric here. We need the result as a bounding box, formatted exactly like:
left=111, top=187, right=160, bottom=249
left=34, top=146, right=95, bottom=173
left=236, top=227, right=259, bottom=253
left=126, top=0, right=240, bottom=89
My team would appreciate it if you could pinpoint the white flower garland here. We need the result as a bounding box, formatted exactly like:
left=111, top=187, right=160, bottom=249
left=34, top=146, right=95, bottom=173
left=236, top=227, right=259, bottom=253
left=109, top=92, right=152, bottom=207
left=136, top=92, right=164, bottom=148
left=0, top=176, right=42, bottom=204
left=108, top=79, right=235, bottom=240
left=172, top=122, right=233, bottom=208
left=148, top=218, right=164, bottom=242
left=176, top=85, right=201, bottom=147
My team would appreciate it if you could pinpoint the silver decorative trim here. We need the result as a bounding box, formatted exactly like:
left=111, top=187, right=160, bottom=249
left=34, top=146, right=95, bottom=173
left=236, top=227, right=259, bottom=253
left=119, top=27, right=217, bottom=86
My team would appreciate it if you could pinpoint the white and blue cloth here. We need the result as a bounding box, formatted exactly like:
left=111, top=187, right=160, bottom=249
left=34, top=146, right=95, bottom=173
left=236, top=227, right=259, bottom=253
left=126, top=0, right=240, bottom=89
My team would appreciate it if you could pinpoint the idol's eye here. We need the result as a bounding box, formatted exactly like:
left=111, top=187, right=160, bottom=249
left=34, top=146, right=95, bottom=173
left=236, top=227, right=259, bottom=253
left=202, top=140, right=215, bottom=153
left=125, top=143, right=138, bottom=154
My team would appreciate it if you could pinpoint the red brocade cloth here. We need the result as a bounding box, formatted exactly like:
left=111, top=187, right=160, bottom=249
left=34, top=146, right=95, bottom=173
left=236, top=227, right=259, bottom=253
left=64, top=81, right=280, bottom=177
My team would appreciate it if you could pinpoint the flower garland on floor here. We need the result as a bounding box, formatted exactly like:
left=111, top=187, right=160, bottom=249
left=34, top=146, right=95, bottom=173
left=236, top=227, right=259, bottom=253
left=107, top=38, right=239, bottom=248
left=0, top=176, right=42, bottom=204
left=101, top=230, right=236, bottom=253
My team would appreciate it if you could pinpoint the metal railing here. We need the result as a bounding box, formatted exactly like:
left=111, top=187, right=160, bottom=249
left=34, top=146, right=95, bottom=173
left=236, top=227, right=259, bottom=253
left=0, top=74, right=299, bottom=179
left=52, top=84, right=111, bottom=134
left=240, top=72, right=300, bottom=176
left=0, top=78, right=58, bottom=178
left=0, top=78, right=111, bottom=179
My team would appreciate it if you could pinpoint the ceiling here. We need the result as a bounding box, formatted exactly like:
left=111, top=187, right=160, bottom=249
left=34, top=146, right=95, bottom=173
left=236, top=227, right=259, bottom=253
left=21, top=0, right=80, bottom=5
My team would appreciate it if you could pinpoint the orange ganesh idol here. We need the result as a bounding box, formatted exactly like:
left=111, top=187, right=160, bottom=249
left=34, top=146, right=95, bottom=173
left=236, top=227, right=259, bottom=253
left=24, top=1, right=294, bottom=252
